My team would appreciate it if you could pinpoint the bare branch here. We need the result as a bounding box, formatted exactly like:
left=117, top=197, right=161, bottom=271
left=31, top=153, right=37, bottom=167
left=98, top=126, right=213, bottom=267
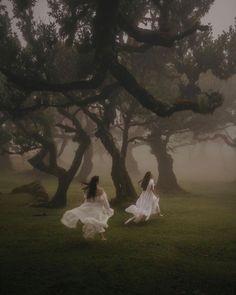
left=56, top=124, right=76, bottom=133
left=110, top=60, right=222, bottom=116
left=196, top=133, right=236, bottom=148
left=128, top=136, right=150, bottom=143
left=0, top=66, right=107, bottom=92
left=119, top=18, right=209, bottom=47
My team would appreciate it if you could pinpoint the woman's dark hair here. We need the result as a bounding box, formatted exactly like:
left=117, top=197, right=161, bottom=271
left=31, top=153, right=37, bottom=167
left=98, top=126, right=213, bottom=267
left=139, top=171, right=152, bottom=191
left=82, top=176, right=99, bottom=199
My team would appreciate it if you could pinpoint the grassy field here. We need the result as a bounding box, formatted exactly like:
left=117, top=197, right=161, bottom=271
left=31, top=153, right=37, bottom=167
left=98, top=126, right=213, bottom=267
left=0, top=173, right=236, bottom=295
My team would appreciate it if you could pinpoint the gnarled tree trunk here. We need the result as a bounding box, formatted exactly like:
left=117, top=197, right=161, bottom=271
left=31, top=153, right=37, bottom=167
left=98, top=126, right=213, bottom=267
left=111, top=154, right=137, bottom=201
left=97, top=128, right=137, bottom=201
left=27, top=109, right=91, bottom=208
left=48, top=175, right=71, bottom=208
left=150, top=137, right=184, bottom=194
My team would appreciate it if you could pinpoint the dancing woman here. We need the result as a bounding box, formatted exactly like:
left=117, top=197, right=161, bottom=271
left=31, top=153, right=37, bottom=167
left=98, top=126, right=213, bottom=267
left=125, top=171, right=163, bottom=224
left=61, top=176, right=114, bottom=240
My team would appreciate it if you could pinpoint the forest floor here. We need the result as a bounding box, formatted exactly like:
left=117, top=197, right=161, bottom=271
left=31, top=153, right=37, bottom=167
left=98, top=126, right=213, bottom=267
left=0, top=173, right=236, bottom=295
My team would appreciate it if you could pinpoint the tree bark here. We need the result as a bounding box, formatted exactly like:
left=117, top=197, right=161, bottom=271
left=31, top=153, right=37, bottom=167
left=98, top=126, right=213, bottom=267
left=27, top=110, right=91, bottom=208
left=48, top=175, right=71, bottom=208
left=111, top=154, right=137, bottom=201
left=47, top=137, right=90, bottom=208
left=150, top=137, right=185, bottom=194
left=96, top=128, right=137, bottom=201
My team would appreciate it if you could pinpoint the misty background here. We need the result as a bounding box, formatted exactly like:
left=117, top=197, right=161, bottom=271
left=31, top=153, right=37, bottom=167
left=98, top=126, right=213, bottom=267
left=2, top=0, right=236, bottom=183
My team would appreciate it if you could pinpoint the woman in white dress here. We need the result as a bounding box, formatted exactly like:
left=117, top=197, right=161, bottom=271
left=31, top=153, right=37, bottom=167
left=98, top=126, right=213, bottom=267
left=61, top=176, right=114, bottom=240
left=125, top=171, right=163, bottom=224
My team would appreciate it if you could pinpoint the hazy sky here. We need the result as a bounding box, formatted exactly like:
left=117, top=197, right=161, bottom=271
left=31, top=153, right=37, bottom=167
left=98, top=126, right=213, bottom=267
left=3, top=0, right=236, bottom=37
left=202, top=0, right=236, bottom=36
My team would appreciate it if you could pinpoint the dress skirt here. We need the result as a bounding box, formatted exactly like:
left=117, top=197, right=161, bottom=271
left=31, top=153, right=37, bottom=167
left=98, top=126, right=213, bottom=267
left=61, top=193, right=113, bottom=239
left=125, top=179, right=160, bottom=222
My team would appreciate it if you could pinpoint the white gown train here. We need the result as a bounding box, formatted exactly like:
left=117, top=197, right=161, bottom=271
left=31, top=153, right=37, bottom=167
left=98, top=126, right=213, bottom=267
left=61, top=191, right=113, bottom=239
left=125, top=179, right=160, bottom=223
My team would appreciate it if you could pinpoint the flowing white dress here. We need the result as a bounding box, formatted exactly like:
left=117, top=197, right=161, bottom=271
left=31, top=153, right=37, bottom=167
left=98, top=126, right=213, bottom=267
left=125, top=179, right=160, bottom=222
left=61, top=190, right=114, bottom=239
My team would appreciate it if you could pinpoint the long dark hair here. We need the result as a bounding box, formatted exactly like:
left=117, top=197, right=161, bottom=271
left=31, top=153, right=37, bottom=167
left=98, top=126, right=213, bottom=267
left=82, top=176, right=99, bottom=199
left=139, top=171, right=152, bottom=191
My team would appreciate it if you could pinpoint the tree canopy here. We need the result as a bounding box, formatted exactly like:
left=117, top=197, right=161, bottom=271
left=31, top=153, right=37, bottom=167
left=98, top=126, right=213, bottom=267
left=0, top=0, right=224, bottom=118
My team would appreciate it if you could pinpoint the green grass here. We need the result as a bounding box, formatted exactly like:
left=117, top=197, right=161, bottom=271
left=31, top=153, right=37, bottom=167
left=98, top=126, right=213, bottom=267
left=0, top=173, right=236, bottom=295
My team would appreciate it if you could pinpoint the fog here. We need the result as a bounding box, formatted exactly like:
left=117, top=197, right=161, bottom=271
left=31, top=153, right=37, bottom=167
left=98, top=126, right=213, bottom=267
left=2, top=0, right=236, bottom=185
left=12, top=133, right=236, bottom=184
left=8, top=67, right=235, bottom=184
left=1, top=3, right=236, bottom=293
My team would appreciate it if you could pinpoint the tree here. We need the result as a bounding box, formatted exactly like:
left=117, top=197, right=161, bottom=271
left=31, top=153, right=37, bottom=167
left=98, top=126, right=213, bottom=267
left=0, top=0, right=231, bottom=202
left=0, top=0, right=222, bottom=117
left=133, top=19, right=236, bottom=193
left=82, top=96, right=139, bottom=202
left=2, top=108, right=91, bottom=207
left=0, top=122, right=14, bottom=171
